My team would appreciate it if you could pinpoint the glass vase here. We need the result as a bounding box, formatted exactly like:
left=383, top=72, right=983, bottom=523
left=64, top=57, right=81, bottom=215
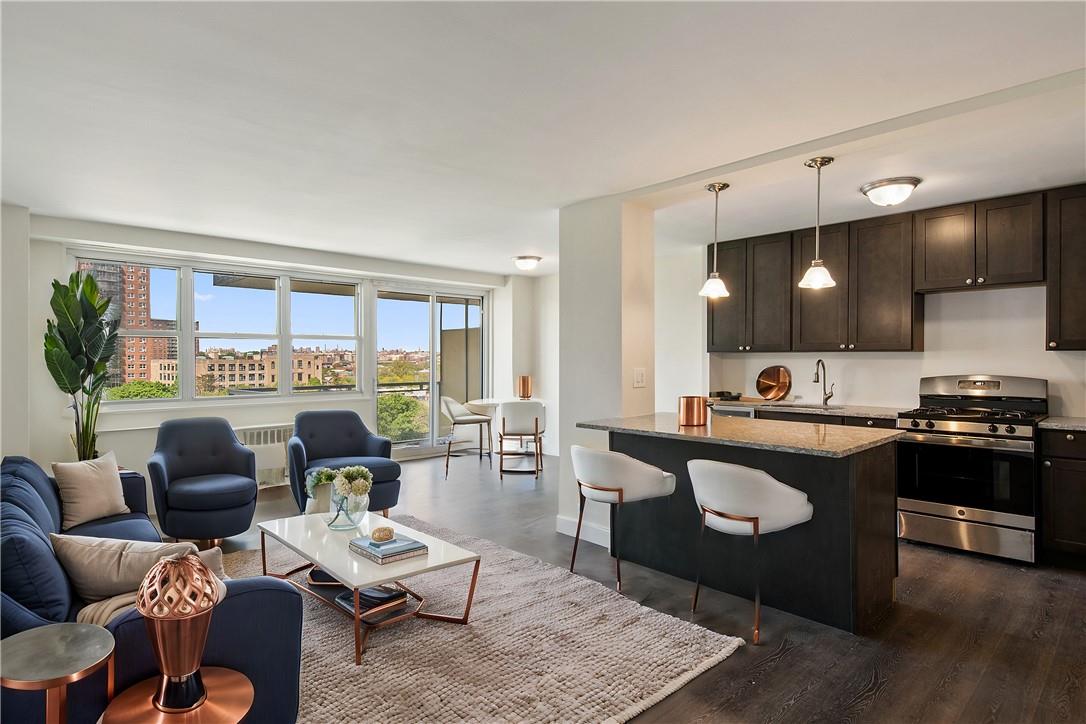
left=328, top=489, right=369, bottom=530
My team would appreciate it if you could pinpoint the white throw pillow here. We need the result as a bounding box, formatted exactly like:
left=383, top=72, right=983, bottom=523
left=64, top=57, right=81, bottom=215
left=51, top=451, right=130, bottom=530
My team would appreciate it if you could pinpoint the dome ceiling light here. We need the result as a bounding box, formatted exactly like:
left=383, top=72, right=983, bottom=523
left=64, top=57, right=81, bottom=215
left=860, top=177, right=922, bottom=207
left=513, top=255, right=542, bottom=271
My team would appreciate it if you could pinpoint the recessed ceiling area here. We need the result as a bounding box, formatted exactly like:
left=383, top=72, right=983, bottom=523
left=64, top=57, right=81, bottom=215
left=2, top=2, right=1084, bottom=275
left=654, top=81, right=1086, bottom=254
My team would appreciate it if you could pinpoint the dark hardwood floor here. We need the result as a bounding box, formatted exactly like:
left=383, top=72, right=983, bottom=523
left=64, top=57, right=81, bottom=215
left=230, top=454, right=1086, bottom=723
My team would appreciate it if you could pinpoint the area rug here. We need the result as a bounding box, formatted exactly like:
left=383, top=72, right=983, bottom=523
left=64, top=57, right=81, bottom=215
left=224, top=516, right=743, bottom=723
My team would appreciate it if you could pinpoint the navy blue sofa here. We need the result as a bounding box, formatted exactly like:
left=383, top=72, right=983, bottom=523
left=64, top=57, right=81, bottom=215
left=1, top=456, right=301, bottom=724
left=147, top=418, right=259, bottom=541
left=287, top=410, right=402, bottom=514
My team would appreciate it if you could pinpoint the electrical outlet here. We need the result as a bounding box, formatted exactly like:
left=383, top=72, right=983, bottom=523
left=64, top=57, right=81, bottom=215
left=633, top=367, right=646, bottom=388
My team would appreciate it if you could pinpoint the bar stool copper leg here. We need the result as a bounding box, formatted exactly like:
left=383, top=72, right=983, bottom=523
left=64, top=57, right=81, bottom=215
left=692, top=511, right=707, bottom=612
left=753, top=525, right=761, bottom=644
left=614, top=501, right=622, bottom=593
left=569, top=488, right=586, bottom=573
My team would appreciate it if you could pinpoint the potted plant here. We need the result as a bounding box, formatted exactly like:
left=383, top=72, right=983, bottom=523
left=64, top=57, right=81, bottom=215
left=43, top=271, right=119, bottom=460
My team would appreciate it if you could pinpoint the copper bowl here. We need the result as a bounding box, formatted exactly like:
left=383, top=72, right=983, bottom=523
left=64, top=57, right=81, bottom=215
left=678, top=396, right=709, bottom=426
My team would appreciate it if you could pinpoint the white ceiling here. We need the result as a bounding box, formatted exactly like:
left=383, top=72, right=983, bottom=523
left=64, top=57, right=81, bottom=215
left=3, top=2, right=1084, bottom=276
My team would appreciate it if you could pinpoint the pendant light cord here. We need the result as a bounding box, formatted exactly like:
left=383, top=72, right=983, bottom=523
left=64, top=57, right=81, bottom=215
left=712, top=186, right=720, bottom=273
left=814, top=164, right=821, bottom=261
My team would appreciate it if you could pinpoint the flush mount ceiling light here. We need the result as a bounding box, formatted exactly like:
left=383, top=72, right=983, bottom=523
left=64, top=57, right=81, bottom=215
left=798, top=156, right=837, bottom=290
left=860, top=176, right=922, bottom=207
left=698, top=182, right=731, bottom=298
left=513, top=255, right=542, bottom=271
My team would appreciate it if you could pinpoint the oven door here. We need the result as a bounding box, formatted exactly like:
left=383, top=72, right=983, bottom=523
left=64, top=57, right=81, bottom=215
left=897, top=433, right=1036, bottom=526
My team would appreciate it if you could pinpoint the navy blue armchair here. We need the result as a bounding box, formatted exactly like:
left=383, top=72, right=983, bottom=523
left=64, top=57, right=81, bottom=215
left=1, top=457, right=302, bottom=724
left=148, top=418, right=258, bottom=542
left=288, top=410, right=401, bottom=514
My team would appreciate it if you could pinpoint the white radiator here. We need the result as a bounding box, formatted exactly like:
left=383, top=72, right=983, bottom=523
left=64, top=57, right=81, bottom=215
left=236, top=423, right=293, bottom=488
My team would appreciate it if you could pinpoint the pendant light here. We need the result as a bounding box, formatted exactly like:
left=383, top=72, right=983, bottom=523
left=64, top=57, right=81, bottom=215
left=698, top=182, right=730, bottom=298
left=798, top=156, right=837, bottom=289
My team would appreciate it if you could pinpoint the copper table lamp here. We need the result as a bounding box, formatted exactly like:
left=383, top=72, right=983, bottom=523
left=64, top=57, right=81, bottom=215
left=102, top=554, right=253, bottom=723
left=516, top=375, right=533, bottom=400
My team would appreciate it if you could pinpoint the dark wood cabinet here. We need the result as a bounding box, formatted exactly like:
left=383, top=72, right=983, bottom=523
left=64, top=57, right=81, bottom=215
left=976, top=192, right=1044, bottom=286
left=1045, top=184, right=1086, bottom=351
left=849, top=214, right=923, bottom=351
left=747, top=233, right=792, bottom=352
left=792, top=223, right=849, bottom=351
left=843, top=417, right=897, bottom=429
left=706, top=234, right=791, bottom=353
left=706, top=241, right=747, bottom=352
left=1042, top=456, right=1086, bottom=556
left=913, top=203, right=976, bottom=291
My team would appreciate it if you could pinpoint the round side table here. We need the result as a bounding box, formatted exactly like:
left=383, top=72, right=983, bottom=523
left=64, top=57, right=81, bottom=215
left=0, top=622, right=116, bottom=724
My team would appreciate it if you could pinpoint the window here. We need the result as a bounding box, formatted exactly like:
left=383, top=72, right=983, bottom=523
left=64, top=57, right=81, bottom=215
left=77, top=260, right=180, bottom=401
left=193, top=272, right=278, bottom=398
left=290, top=279, right=358, bottom=393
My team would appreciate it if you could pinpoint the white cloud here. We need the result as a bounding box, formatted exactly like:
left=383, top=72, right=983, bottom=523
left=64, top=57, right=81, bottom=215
left=194, top=292, right=214, bottom=302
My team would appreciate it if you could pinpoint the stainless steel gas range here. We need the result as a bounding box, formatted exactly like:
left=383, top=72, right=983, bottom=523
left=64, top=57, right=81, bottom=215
left=896, top=374, right=1048, bottom=563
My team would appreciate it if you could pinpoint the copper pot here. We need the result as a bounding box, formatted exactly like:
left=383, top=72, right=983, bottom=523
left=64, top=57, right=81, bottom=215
left=678, top=395, right=709, bottom=426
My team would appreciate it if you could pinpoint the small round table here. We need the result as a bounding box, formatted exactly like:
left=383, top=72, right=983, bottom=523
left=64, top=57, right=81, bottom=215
left=0, top=622, right=116, bottom=724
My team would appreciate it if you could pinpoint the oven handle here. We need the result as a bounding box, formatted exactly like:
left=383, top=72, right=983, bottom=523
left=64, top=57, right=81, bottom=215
left=900, top=432, right=1034, bottom=453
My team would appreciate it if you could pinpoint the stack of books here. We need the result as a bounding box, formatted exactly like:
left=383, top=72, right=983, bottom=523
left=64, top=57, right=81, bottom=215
left=349, top=533, right=428, bottom=564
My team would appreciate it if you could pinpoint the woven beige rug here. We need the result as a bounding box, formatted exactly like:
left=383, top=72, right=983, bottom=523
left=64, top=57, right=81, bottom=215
left=225, top=515, right=743, bottom=723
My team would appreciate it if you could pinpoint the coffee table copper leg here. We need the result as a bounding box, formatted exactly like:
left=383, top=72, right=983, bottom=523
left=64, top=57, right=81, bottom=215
left=416, top=559, right=481, bottom=624
left=353, top=589, right=362, bottom=666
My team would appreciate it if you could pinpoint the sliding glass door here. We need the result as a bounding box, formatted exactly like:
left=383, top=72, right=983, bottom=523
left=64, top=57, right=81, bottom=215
left=375, top=289, right=484, bottom=449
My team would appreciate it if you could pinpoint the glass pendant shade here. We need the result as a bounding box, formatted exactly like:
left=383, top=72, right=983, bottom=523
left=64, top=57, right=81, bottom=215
left=860, top=177, right=921, bottom=207
left=798, top=260, right=836, bottom=289
left=698, top=272, right=730, bottom=298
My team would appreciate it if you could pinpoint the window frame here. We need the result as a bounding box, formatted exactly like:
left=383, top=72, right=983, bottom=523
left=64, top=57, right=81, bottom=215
left=285, top=275, right=362, bottom=397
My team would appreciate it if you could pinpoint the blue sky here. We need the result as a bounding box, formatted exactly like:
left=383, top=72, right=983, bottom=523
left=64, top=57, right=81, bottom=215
left=147, top=269, right=478, bottom=350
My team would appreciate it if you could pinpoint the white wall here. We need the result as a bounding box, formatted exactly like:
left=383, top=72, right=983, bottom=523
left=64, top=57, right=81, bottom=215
left=533, top=274, right=560, bottom=455
left=557, top=197, right=655, bottom=547
left=1, top=204, right=31, bottom=456
left=654, top=248, right=708, bottom=411
left=652, top=248, right=1086, bottom=415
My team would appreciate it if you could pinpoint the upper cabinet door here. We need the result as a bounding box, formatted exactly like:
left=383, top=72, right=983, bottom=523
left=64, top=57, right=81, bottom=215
left=849, top=213, right=922, bottom=351
left=706, top=240, right=748, bottom=352
left=913, top=203, right=976, bottom=291
left=792, top=223, right=849, bottom=352
left=747, top=233, right=792, bottom=352
left=976, top=192, right=1044, bottom=286
left=1046, top=185, right=1086, bottom=351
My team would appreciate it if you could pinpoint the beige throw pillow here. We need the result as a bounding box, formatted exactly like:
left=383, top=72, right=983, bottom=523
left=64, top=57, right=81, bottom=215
left=51, top=451, right=130, bottom=530
left=49, top=535, right=197, bottom=602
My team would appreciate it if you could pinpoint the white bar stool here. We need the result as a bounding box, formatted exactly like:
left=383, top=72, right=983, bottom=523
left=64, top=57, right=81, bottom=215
left=687, top=459, right=813, bottom=644
left=569, top=445, right=676, bottom=592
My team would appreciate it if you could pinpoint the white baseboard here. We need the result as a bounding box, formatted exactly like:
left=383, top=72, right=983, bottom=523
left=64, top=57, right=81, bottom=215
left=555, top=514, right=611, bottom=550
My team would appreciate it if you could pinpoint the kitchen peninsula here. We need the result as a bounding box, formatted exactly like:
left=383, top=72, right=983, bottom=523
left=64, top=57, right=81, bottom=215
left=577, top=412, right=904, bottom=633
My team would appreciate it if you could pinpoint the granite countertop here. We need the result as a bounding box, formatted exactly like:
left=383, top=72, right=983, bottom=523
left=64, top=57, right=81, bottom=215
left=710, top=400, right=903, bottom=419
left=1039, top=417, right=1086, bottom=432
left=578, top=413, right=904, bottom=458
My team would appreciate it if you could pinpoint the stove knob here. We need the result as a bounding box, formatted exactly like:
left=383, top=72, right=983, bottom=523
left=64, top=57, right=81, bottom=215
left=1005, top=425, right=1016, bottom=435
left=910, top=419, right=920, bottom=428
left=925, top=420, right=936, bottom=429
left=988, top=424, right=999, bottom=433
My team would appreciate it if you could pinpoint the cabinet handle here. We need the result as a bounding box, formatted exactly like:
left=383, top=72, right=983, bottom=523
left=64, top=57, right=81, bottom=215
left=867, top=420, right=874, bottom=426
left=848, top=344, right=855, bottom=350
left=965, top=278, right=974, bottom=285
left=977, top=277, right=985, bottom=284
left=839, top=344, right=846, bottom=350
left=745, top=346, right=752, bottom=351
left=1043, top=460, right=1052, bottom=467
left=738, top=345, right=744, bottom=351
left=1069, top=434, right=1076, bottom=441
left=1049, top=341, right=1058, bottom=348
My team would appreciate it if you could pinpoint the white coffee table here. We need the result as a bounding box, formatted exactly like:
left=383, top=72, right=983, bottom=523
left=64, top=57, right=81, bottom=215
left=258, top=512, right=480, bottom=664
